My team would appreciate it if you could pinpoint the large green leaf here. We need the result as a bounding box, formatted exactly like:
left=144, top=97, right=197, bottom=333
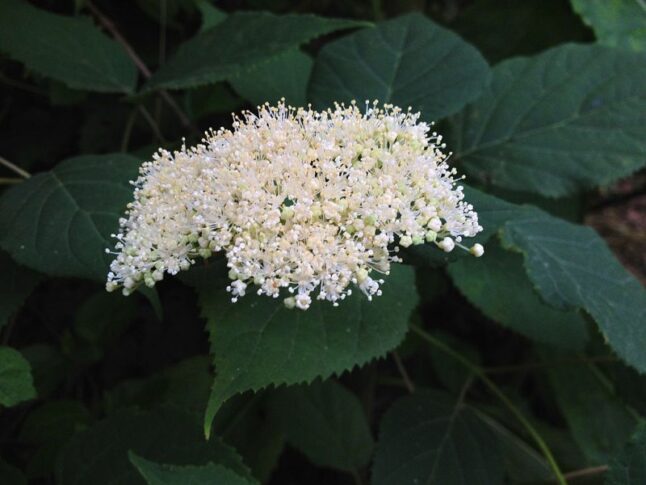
left=230, top=49, right=313, bottom=107
left=0, top=252, right=42, bottom=330
left=500, top=208, right=646, bottom=372
left=309, top=13, right=490, bottom=120
left=0, top=0, right=137, bottom=93
left=448, top=242, right=588, bottom=350
left=372, top=390, right=504, bottom=485
left=606, top=421, right=646, bottom=485
left=55, top=407, right=252, bottom=485
left=192, top=262, right=418, bottom=436
left=0, top=346, right=36, bottom=407
left=571, top=0, right=646, bottom=52
left=542, top=354, right=638, bottom=464
left=129, top=453, right=256, bottom=485
left=0, top=154, right=140, bottom=280
left=19, top=400, right=92, bottom=478
left=450, top=44, right=646, bottom=196
left=269, top=380, right=373, bottom=472
left=146, top=12, right=365, bottom=90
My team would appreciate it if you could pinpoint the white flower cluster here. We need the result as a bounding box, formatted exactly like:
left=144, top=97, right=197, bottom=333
left=106, top=101, right=483, bottom=310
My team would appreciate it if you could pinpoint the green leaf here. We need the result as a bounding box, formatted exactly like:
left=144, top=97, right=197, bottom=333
left=309, top=13, right=490, bottom=121
left=129, top=453, right=256, bottom=485
left=0, top=346, right=36, bottom=407
left=146, top=12, right=365, bottom=91
left=20, top=400, right=91, bottom=446
left=448, top=241, right=588, bottom=350
left=372, top=390, right=504, bottom=485
left=74, top=291, right=137, bottom=346
left=193, top=262, right=418, bottom=437
left=500, top=208, right=646, bottom=372
left=451, top=43, right=646, bottom=196
left=104, top=356, right=212, bottom=418
left=0, top=0, right=137, bottom=93
left=571, top=0, right=646, bottom=52
left=606, top=421, right=646, bottom=485
left=195, top=0, right=227, bottom=32
left=542, top=354, right=637, bottom=464
left=230, top=49, right=313, bottom=107
left=0, top=252, right=42, bottom=330
left=0, top=154, right=140, bottom=280
left=212, top=393, right=285, bottom=482
left=21, top=344, right=66, bottom=398
left=269, top=380, right=373, bottom=472
left=19, top=400, right=92, bottom=478
left=56, top=407, right=252, bottom=485
left=474, top=409, right=553, bottom=482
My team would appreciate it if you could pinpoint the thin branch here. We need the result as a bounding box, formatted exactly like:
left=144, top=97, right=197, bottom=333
left=0, top=177, right=23, bottom=185
left=391, top=351, right=415, bottom=393
left=0, top=72, right=47, bottom=97
left=0, top=155, right=30, bottom=178
left=121, top=108, right=139, bottom=152
left=563, top=465, right=608, bottom=481
left=154, top=0, right=168, bottom=125
left=483, top=355, right=618, bottom=374
left=85, top=1, right=198, bottom=134
left=138, top=106, right=167, bottom=144
left=410, top=324, right=567, bottom=485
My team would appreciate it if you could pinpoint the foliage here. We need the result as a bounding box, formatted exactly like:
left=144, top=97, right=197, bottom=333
left=0, top=1, right=644, bottom=484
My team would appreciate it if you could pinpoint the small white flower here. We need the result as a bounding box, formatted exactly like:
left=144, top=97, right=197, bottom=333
left=106, top=101, right=483, bottom=308
left=438, top=237, right=455, bottom=252
left=470, top=243, right=485, bottom=257
left=295, top=293, right=312, bottom=310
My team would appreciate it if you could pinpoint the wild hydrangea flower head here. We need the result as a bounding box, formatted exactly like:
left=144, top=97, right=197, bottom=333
left=106, top=101, right=484, bottom=310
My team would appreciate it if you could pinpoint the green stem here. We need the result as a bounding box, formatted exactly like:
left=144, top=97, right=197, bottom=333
left=0, top=155, right=30, bottom=178
left=410, top=324, right=566, bottom=485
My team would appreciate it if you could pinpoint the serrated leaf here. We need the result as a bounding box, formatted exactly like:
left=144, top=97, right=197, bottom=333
left=571, top=0, right=646, bottom=52
left=129, top=453, right=257, bottom=485
left=230, top=49, right=312, bottom=107
left=309, top=13, right=490, bottom=121
left=0, top=0, right=137, bottom=93
left=606, top=421, right=646, bottom=484
left=448, top=241, right=588, bottom=350
left=451, top=44, right=646, bottom=196
left=541, top=353, right=637, bottom=464
left=269, top=380, right=373, bottom=472
left=0, top=154, right=140, bottom=280
left=0, top=346, right=36, bottom=407
left=0, top=251, right=42, bottom=330
left=193, top=262, right=418, bottom=436
left=500, top=208, right=646, bottom=372
left=56, top=407, right=253, bottom=485
left=372, top=390, right=504, bottom=485
left=146, top=12, right=365, bottom=91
